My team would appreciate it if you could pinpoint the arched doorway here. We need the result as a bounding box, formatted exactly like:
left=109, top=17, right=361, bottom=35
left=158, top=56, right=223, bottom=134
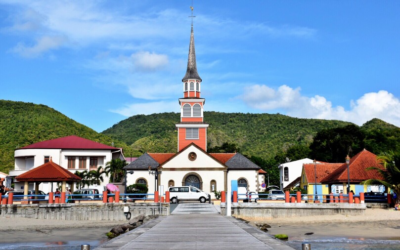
left=184, top=174, right=201, bottom=189
left=238, top=178, right=248, bottom=188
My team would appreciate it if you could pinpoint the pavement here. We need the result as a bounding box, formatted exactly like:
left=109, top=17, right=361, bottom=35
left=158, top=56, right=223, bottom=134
left=95, top=203, right=294, bottom=250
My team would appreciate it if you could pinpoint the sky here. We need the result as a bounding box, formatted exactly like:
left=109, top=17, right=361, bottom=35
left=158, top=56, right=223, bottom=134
left=0, top=1, right=399, bottom=132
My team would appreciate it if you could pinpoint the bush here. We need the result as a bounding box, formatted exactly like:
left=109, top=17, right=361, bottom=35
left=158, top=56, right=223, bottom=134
left=214, top=191, right=221, bottom=200
left=127, top=184, right=148, bottom=200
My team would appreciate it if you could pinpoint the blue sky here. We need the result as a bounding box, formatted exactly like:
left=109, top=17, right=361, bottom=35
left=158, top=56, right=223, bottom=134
left=0, top=1, right=399, bottom=132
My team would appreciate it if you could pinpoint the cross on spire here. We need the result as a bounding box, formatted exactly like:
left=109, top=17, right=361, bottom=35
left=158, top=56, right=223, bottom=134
left=189, top=4, right=195, bottom=26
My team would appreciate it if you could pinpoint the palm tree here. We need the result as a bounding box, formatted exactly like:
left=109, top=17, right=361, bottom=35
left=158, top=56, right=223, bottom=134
left=75, top=170, right=90, bottom=189
left=89, top=166, right=105, bottom=186
left=362, top=151, right=400, bottom=205
left=105, top=159, right=128, bottom=183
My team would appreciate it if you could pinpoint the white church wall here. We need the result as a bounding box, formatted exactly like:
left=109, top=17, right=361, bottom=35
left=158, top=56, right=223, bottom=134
left=228, top=170, right=258, bottom=192
left=126, top=171, right=156, bottom=195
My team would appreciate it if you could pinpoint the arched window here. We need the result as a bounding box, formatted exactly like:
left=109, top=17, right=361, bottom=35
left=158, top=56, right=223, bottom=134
left=185, top=175, right=201, bottom=189
left=193, top=104, right=201, bottom=117
left=190, top=82, right=194, bottom=91
left=136, top=178, right=147, bottom=186
left=238, top=178, right=247, bottom=188
left=168, top=180, right=175, bottom=187
left=196, top=82, right=199, bottom=91
left=185, top=82, right=188, bottom=91
left=284, top=167, right=289, bottom=181
left=210, top=180, right=216, bottom=192
left=183, top=104, right=191, bottom=117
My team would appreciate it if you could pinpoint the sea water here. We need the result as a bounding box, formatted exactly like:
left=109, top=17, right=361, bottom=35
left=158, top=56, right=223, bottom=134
left=288, top=238, right=400, bottom=250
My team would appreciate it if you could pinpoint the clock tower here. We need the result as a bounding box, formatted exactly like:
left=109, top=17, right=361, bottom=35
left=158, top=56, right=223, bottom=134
left=176, top=24, right=209, bottom=152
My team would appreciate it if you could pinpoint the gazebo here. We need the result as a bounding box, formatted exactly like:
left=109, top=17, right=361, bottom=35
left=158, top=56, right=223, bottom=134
left=16, top=157, right=81, bottom=203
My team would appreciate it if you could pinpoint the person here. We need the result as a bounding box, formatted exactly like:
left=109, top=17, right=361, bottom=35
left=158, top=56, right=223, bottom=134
left=55, top=188, right=61, bottom=195
left=0, top=184, right=4, bottom=195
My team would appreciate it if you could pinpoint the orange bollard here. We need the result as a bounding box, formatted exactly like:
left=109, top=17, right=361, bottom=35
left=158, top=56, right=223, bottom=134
left=330, top=193, right=334, bottom=203
left=339, top=194, right=343, bottom=203
left=61, top=192, right=66, bottom=204
left=161, top=197, right=165, bottom=203
left=0, top=194, right=2, bottom=204
left=108, top=197, right=114, bottom=203
left=7, top=192, right=13, bottom=205
left=103, top=191, right=108, bottom=203
left=349, top=192, right=353, bottom=204
left=154, top=192, right=159, bottom=203
left=165, top=191, right=170, bottom=203
left=2, top=198, right=7, bottom=205
left=335, top=196, right=339, bottom=203
left=296, top=191, right=301, bottom=203
left=48, top=192, right=54, bottom=204
left=388, top=193, right=392, bottom=205
left=221, top=191, right=226, bottom=203
left=355, top=197, right=360, bottom=204
left=233, top=191, right=238, bottom=203
left=115, top=191, right=120, bottom=203
left=55, top=197, right=60, bottom=204
left=291, top=196, right=296, bottom=203
left=360, top=192, right=365, bottom=204
left=285, top=191, right=290, bottom=203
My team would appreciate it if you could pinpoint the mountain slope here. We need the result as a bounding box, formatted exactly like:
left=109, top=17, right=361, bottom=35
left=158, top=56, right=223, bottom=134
left=0, top=100, right=129, bottom=174
left=102, top=112, right=353, bottom=159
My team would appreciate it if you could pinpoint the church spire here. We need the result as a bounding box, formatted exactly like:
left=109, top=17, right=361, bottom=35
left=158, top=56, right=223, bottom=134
left=182, top=25, right=202, bottom=82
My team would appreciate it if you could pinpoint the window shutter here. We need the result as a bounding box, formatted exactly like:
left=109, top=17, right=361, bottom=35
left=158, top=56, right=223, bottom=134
left=183, top=104, right=191, bottom=117
left=193, top=104, right=201, bottom=117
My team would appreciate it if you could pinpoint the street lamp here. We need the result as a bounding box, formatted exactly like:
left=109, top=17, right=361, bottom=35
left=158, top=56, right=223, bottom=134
left=346, top=155, right=350, bottom=194
left=149, top=166, right=162, bottom=191
left=314, top=159, right=317, bottom=201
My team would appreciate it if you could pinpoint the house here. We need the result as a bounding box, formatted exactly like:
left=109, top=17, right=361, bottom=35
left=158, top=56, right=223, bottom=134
left=279, top=158, right=317, bottom=190
left=124, top=23, right=263, bottom=199
left=10, top=135, right=124, bottom=193
left=300, top=149, right=386, bottom=198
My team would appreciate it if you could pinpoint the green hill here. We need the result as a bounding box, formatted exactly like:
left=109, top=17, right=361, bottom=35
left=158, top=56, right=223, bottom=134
left=0, top=100, right=129, bottom=174
left=102, top=112, right=353, bottom=159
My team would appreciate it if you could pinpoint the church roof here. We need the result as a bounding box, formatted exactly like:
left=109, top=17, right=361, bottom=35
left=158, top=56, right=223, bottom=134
left=320, top=149, right=384, bottom=184
left=16, top=159, right=81, bottom=182
left=209, top=153, right=236, bottom=164
left=182, top=26, right=202, bottom=82
left=124, top=153, right=160, bottom=170
left=225, top=153, right=260, bottom=170
left=19, top=135, right=118, bottom=150
left=148, top=153, right=176, bottom=164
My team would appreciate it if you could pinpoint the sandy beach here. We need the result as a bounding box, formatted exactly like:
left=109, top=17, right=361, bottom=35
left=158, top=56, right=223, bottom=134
left=241, top=209, right=400, bottom=240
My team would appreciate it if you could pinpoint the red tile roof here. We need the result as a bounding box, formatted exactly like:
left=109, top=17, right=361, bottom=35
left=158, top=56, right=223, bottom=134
left=321, top=149, right=384, bottom=184
left=148, top=153, right=176, bottom=164
left=16, top=159, right=81, bottom=182
left=258, top=169, right=267, bottom=174
left=304, top=163, right=343, bottom=184
left=20, top=135, right=118, bottom=150
left=209, top=153, right=236, bottom=164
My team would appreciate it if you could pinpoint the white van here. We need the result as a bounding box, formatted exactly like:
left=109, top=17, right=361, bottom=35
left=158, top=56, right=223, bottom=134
left=169, top=186, right=209, bottom=204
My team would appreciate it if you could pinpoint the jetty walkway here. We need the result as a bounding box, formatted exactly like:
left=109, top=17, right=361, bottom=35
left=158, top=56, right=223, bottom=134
left=96, top=203, right=294, bottom=250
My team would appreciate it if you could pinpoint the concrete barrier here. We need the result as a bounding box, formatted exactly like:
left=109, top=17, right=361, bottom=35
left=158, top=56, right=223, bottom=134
left=0, top=202, right=169, bottom=220
left=221, top=203, right=366, bottom=219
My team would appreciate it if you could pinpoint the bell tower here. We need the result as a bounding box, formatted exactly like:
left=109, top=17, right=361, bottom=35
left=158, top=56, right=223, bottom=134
left=176, top=20, right=209, bottom=152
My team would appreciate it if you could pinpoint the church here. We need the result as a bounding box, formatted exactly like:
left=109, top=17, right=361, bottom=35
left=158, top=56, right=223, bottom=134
left=124, top=23, right=265, bottom=198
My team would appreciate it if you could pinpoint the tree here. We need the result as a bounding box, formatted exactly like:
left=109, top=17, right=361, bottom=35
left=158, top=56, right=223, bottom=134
left=88, top=166, right=105, bottom=186
left=105, top=159, right=128, bottom=183
left=75, top=170, right=90, bottom=189
left=362, top=152, right=400, bottom=205
left=208, top=142, right=240, bottom=153
left=310, top=125, right=365, bottom=162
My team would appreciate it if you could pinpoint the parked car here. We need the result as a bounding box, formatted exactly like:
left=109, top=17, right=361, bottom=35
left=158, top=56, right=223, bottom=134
left=169, top=186, right=209, bottom=204
left=5, top=190, right=47, bottom=200
left=268, top=189, right=285, bottom=200
left=244, top=191, right=259, bottom=203
left=73, top=189, right=101, bottom=200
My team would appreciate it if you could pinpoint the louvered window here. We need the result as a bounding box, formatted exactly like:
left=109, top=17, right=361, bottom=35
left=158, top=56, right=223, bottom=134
left=284, top=167, right=289, bottom=181
left=193, top=104, right=201, bottom=117
left=190, top=82, right=194, bottom=91
left=196, top=82, right=199, bottom=91
left=183, top=104, right=191, bottom=117
left=186, top=128, right=199, bottom=139
left=185, top=82, right=188, bottom=91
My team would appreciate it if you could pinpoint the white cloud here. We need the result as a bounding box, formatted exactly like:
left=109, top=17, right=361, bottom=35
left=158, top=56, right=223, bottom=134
left=240, top=85, right=400, bottom=126
left=110, top=101, right=177, bottom=117
left=131, top=51, right=168, bottom=72
left=11, top=35, right=66, bottom=57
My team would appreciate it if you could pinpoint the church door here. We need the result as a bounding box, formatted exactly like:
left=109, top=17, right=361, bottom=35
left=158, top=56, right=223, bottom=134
left=185, top=175, right=201, bottom=189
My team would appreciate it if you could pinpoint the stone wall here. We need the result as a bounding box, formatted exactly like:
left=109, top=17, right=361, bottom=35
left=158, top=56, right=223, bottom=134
left=0, top=203, right=169, bottom=221
left=220, top=203, right=366, bottom=219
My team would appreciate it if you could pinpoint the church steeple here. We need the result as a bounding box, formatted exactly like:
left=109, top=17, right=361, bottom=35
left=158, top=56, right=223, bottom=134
left=182, top=26, right=202, bottom=82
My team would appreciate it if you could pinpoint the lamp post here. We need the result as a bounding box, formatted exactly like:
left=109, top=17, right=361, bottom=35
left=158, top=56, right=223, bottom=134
left=149, top=166, right=162, bottom=192
left=314, top=159, right=317, bottom=201
left=346, top=155, right=350, bottom=194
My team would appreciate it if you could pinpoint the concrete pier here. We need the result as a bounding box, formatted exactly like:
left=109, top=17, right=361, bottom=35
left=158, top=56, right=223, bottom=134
left=96, top=213, right=294, bottom=250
